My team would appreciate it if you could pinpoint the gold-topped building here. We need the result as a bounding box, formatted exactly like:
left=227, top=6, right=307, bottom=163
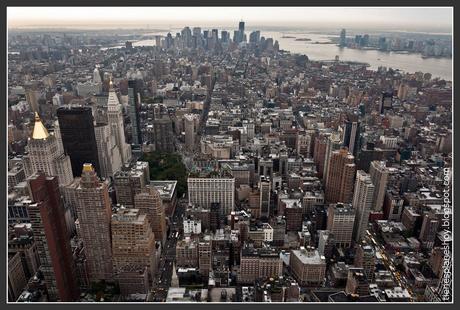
left=32, top=112, right=50, bottom=139
left=23, top=113, right=73, bottom=186
left=75, top=163, right=114, bottom=282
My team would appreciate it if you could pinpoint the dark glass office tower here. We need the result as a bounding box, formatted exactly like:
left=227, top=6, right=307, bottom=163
left=221, top=30, right=229, bottom=43
left=237, top=21, right=245, bottom=43
left=340, top=29, right=346, bottom=47
left=128, top=80, right=142, bottom=145
left=57, top=106, right=101, bottom=177
left=239, top=21, right=245, bottom=33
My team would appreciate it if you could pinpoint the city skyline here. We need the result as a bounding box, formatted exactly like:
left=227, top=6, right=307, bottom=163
left=8, top=7, right=453, bottom=32
left=7, top=8, right=453, bottom=303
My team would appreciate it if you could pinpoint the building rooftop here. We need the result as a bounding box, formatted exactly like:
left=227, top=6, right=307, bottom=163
left=384, top=287, right=411, bottom=299
left=166, top=287, right=208, bottom=302
left=292, top=247, right=325, bottom=265
left=150, top=180, right=177, bottom=199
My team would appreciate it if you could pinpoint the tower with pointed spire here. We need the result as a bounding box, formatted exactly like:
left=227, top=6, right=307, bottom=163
left=171, top=262, right=179, bottom=287
left=23, top=112, right=74, bottom=186
left=107, top=78, right=132, bottom=165
left=94, top=122, right=123, bottom=179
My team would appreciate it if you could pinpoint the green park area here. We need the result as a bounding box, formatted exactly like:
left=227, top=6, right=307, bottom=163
left=141, top=152, right=187, bottom=197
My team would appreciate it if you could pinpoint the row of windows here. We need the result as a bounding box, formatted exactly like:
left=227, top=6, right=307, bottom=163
left=8, top=206, right=29, bottom=220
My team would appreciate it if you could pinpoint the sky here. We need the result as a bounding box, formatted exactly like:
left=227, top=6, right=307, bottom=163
left=7, top=7, right=453, bottom=32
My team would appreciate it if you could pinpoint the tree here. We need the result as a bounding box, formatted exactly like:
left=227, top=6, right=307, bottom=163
left=141, top=151, right=187, bottom=197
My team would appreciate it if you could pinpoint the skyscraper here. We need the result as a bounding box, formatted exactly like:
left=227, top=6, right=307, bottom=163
left=419, top=212, right=440, bottom=249
left=94, top=123, right=122, bottom=179
left=27, top=173, right=79, bottom=301
left=57, top=106, right=101, bottom=177
left=107, top=79, right=132, bottom=165
left=221, top=30, right=229, bottom=43
left=52, top=119, right=65, bottom=155
left=343, top=120, right=360, bottom=156
left=379, top=92, right=393, bottom=114
left=259, top=176, right=271, bottom=218
left=24, top=112, right=73, bottom=186
left=184, top=113, right=199, bottom=152
left=75, top=163, right=113, bottom=282
left=128, top=80, right=142, bottom=146
left=134, top=186, right=167, bottom=245
left=249, top=31, right=261, bottom=44
left=114, top=161, right=149, bottom=207
left=369, top=161, right=389, bottom=212
left=325, top=148, right=356, bottom=203
left=352, top=170, right=375, bottom=242
left=25, top=88, right=41, bottom=112
left=188, top=176, right=235, bottom=216
left=111, top=208, right=156, bottom=276
left=198, top=238, right=212, bottom=277
left=323, top=132, right=343, bottom=185
left=339, top=29, right=346, bottom=47
left=153, top=115, right=175, bottom=153
left=212, top=29, right=219, bottom=40
left=354, top=243, right=376, bottom=282
left=93, top=66, right=102, bottom=84
left=235, top=20, right=245, bottom=43
left=326, top=203, right=356, bottom=248
left=313, top=133, right=328, bottom=179
left=192, top=27, right=202, bottom=37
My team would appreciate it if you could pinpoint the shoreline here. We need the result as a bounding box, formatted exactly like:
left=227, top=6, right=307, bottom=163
left=334, top=44, right=452, bottom=60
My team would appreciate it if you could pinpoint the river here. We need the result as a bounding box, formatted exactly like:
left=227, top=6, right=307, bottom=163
left=104, top=30, right=452, bottom=81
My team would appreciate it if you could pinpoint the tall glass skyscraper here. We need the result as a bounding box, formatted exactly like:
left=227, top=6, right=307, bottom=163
left=57, top=106, right=101, bottom=177
left=340, top=28, right=346, bottom=47
left=128, top=80, right=142, bottom=146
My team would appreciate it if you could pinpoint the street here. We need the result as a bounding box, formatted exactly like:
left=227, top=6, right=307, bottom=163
left=366, top=230, right=414, bottom=299
left=150, top=199, right=186, bottom=301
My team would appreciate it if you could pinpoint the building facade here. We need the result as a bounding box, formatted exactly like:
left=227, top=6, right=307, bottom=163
left=134, top=186, right=167, bottom=245
left=352, top=170, right=375, bottom=243
left=57, top=106, right=101, bottom=177
left=325, top=148, right=356, bottom=204
left=27, top=173, right=79, bottom=301
left=238, top=245, right=282, bottom=284
left=75, top=163, right=113, bottom=282
left=290, top=247, right=326, bottom=286
left=24, top=113, right=73, bottom=186
left=188, top=177, right=235, bottom=216
left=369, top=161, right=389, bottom=212
left=111, top=208, right=156, bottom=277
left=107, top=81, right=132, bottom=165
left=326, top=203, right=356, bottom=248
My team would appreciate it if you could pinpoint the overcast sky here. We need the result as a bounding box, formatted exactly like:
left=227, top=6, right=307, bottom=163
left=8, top=7, right=453, bottom=32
